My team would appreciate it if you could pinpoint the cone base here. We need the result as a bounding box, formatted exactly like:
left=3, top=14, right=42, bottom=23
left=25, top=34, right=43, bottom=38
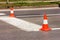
left=9, top=16, right=15, bottom=17
left=9, top=14, right=15, bottom=17
left=40, top=28, right=51, bottom=31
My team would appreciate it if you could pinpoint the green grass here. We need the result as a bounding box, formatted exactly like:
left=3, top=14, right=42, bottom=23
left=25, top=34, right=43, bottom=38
left=14, top=2, right=52, bottom=6
left=0, top=1, right=59, bottom=9
left=0, top=0, right=51, bottom=2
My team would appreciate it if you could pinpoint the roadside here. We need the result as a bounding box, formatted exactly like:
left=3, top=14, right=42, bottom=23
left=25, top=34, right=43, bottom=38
left=0, top=1, right=60, bottom=9
left=0, top=7, right=59, bottom=11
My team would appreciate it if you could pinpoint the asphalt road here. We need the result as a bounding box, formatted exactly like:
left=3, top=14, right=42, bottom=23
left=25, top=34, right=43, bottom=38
left=1, top=9, right=60, bottom=16
left=0, top=9, right=60, bottom=40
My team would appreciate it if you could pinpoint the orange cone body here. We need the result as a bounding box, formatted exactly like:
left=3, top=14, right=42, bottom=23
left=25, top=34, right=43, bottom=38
left=9, top=7, right=15, bottom=17
left=40, top=13, right=51, bottom=31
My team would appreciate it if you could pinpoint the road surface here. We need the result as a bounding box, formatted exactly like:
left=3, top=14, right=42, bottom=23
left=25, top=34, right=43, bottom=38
left=0, top=8, right=60, bottom=40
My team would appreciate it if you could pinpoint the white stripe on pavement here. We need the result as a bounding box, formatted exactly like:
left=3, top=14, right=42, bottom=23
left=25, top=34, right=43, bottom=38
left=0, top=7, right=59, bottom=11
left=52, top=28, right=60, bottom=30
left=0, top=17, right=42, bottom=31
left=15, top=7, right=59, bottom=11
left=0, top=13, right=6, bottom=15
left=0, top=17, right=60, bottom=31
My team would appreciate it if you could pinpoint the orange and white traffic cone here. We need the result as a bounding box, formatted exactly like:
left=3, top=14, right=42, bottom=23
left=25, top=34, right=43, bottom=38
left=9, top=7, right=15, bottom=17
left=39, top=13, right=51, bottom=31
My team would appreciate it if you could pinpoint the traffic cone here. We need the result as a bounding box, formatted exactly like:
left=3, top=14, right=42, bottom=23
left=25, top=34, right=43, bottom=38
left=9, top=7, right=15, bottom=17
left=40, top=13, right=51, bottom=31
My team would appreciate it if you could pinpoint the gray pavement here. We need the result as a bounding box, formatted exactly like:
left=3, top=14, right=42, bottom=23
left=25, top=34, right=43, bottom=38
left=1, top=8, right=60, bottom=16
left=0, top=8, right=60, bottom=40
left=0, top=16, right=60, bottom=40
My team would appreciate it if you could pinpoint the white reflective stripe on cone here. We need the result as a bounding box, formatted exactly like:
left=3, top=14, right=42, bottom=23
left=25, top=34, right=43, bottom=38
left=11, top=11, right=14, bottom=13
left=43, top=20, right=48, bottom=24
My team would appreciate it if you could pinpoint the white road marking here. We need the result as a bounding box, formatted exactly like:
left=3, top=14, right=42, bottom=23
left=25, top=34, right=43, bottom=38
left=0, top=13, right=6, bottom=15
left=0, top=7, right=59, bottom=11
left=15, top=7, right=59, bottom=11
left=52, top=28, right=60, bottom=30
left=0, top=17, right=42, bottom=31
left=0, top=17, right=60, bottom=31
left=47, top=14, right=60, bottom=16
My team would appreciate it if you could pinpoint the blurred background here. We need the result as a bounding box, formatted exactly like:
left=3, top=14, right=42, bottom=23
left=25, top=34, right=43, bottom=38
left=0, top=0, right=60, bottom=9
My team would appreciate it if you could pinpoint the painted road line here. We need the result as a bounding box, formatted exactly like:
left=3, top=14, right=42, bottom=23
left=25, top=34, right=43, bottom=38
left=0, top=17, right=60, bottom=31
left=47, top=14, right=60, bottom=16
left=0, top=13, right=6, bottom=15
left=16, top=14, right=60, bottom=17
left=52, top=28, right=60, bottom=30
left=15, top=7, right=59, bottom=11
left=0, top=7, right=59, bottom=11
left=0, top=17, right=42, bottom=31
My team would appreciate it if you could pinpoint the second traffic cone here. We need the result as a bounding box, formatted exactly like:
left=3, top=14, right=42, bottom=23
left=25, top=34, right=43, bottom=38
left=9, top=7, right=15, bottom=17
left=40, top=13, right=51, bottom=31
